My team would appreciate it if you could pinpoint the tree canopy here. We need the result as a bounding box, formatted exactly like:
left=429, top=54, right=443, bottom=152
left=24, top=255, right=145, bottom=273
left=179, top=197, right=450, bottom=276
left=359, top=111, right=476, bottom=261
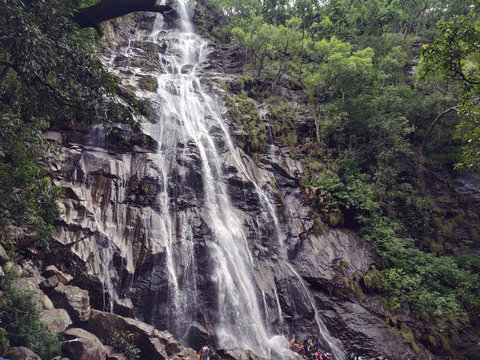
left=0, top=0, right=128, bottom=251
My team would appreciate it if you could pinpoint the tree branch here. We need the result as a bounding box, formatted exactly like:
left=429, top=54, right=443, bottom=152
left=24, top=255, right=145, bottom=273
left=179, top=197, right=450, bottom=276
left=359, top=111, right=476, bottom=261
left=73, top=0, right=174, bottom=35
left=0, top=57, right=17, bottom=88
left=452, top=68, right=480, bottom=85
left=419, top=106, right=458, bottom=153
left=403, top=1, right=428, bottom=38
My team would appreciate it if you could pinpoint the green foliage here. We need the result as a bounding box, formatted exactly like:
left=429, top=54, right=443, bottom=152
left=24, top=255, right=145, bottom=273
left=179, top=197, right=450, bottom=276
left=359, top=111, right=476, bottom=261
left=0, top=0, right=122, bottom=252
left=421, top=0, right=480, bottom=168
left=108, top=331, right=140, bottom=360
left=266, top=98, right=298, bottom=147
left=0, top=328, right=9, bottom=357
left=226, top=94, right=266, bottom=157
left=231, top=16, right=304, bottom=86
left=0, top=84, right=63, bottom=251
left=137, top=75, right=158, bottom=92
left=0, top=271, right=62, bottom=358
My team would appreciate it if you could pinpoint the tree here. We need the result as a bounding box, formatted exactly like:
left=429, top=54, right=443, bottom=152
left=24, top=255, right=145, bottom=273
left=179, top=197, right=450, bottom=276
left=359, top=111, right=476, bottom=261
left=0, top=0, right=123, bottom=250
left=421, top=0, right=480, bottom=168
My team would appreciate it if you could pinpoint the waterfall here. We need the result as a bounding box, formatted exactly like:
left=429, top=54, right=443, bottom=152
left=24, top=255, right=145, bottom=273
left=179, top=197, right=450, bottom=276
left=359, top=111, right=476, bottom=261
left=107, top=1, right=344, bottom=358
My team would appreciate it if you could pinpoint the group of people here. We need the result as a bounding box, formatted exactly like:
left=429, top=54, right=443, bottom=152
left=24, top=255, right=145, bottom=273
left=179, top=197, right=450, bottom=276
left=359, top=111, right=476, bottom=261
left=199, top=341, right=388, bottom=360
left=289, top=337, right=332, bottom=359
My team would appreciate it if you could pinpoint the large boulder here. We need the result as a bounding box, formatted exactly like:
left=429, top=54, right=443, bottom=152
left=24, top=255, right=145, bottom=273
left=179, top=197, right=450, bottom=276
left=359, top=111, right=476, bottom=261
left=62, top=338, right=107, bottom=360
left=5, top=346, right=41, bottom=360
left=50, top=283, right=91, bottom=322
left=62, top=328, right=108, bottom=360
left=4, top=262, right=23, bottom=277
left=87, top=310, right=198, bottom=360
left=44, top=265, right=74, bottom=285
left=0, top=244, right=8, bottom=265
left=214, top=349, right=269, bottom=360
left=40, top=308, right=72, bottom=333
left=9, top=278, right=37, bottom=293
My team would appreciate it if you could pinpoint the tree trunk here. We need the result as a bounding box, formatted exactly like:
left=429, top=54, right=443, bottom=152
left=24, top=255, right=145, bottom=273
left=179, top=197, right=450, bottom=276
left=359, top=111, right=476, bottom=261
left=419, top=106, right=458, bottom=154
left=0, top=58, right=16, bottom=88
left=73, top=0, right=174, bottom=34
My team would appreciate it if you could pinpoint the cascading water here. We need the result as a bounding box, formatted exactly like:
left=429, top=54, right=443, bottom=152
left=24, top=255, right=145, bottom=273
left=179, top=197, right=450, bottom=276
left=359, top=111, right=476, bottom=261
left=144, top=3, right=275, bottom=353
left=109, top=1, right=345, bottom=358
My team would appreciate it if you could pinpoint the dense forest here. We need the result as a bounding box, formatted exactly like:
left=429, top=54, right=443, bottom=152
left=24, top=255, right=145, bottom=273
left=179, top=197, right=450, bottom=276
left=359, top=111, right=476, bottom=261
left=0, top=0, right=479, bottom=358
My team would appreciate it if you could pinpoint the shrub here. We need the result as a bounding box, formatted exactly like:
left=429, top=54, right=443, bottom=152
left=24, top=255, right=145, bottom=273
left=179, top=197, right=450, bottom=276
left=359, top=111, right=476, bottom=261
left=0, top=272, right=62, bottom=358
left=108, top=331, right=140, bottom=360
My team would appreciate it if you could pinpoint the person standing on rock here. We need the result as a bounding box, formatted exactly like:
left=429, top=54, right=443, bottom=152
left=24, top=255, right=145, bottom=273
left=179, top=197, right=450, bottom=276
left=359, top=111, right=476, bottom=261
left=199, top=345, right=210, bottom=360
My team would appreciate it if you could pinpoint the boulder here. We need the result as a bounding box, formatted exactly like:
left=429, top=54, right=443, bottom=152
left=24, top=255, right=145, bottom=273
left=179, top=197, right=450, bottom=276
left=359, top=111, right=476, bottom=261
left=5, top=346, right=41, bottom=360
left=62, top=328, right=108, bottom=360
left=51, top=283, right=91, bottom=322
left=45, top=265, right=74, bottom=284
left=4, top=262, right=23, bottom=277
left=63, top=327, right=105, bottom=344
left=43, top=275, right=60, bottom=289
left=113, top=297, right=134, bottom=318
left=10, top=278, right=37, bottom=293
left=87, top=310, right=197, bottom=360
left=39, top=293, right=55, bottom=310
left=0, top=244, right=8, bottom=265
left=184, top=322, right=214, bottom=351
left=40, top=308, right=72, bottom=333
left=62, top=338, right=107, bottom=360
left=214, top=349, right=269, bottom=360
left=23, top=265, right=46, bottom=286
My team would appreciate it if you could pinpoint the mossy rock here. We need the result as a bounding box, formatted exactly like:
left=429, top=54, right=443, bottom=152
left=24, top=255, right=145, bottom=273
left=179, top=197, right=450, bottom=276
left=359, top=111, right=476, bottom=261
left=137, top=75, right=157, bottom=92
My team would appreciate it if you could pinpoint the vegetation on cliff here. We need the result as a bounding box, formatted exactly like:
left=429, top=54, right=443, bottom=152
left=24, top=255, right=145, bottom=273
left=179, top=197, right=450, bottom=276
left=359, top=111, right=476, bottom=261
left=0, top=0, right=149, bottom=357
left=203, top=0, right=480, bottom=355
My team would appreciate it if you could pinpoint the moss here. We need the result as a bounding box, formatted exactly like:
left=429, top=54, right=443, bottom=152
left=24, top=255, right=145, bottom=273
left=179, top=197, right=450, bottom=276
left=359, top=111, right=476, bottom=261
left=344, top=271, right=364, bottom=300
left=312, top=213, right=327, bottom=235
left=328, top=211, right=343, bottom=227
left=363, top=266, right=387, bottom=291
left=132, top=59, right=156, bottom=71
left=400, top=323, right=420, bottom=352
left=137, top=75, right=157, bottom=92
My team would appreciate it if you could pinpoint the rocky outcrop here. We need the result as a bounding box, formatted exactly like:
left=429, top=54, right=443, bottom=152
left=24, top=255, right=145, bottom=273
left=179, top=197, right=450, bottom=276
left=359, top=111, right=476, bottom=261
left=86, top=310, right=198, bottom=360
left=62, top=328, right=108, bottom=360
left=7, top=260, right=210, bottom=360
left=0, top=244, right=8, bottom=265
left=50, top=283, right=91, bottom=323
left=5, top=346, right=41, bottom=360
left=41, top=308, right=72, bottom=333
